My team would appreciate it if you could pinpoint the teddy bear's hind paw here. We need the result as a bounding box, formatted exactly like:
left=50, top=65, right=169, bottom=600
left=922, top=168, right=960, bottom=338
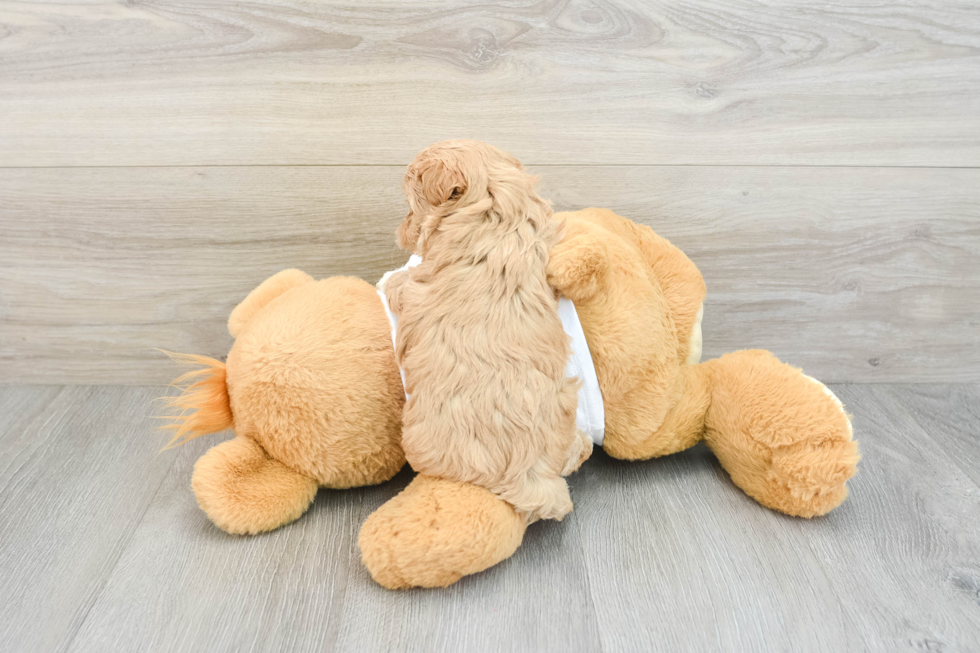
left=359, top=475, right=526, bottom=589
left=192, top=436, right=318, bottom=535
left=766, top=436, right=861, bottom=517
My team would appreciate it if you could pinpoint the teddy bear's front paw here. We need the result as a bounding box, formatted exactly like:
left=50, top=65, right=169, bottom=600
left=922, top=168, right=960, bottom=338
left=547, top=234, right=608, bottom=302
left=358, top=475, right=526, bottom=589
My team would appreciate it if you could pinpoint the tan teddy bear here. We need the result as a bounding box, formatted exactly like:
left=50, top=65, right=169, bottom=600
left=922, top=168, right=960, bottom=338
left=164, top=208, right=859, bottom=589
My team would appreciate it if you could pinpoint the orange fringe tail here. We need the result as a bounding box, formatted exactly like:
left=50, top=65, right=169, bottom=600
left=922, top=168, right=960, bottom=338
left=158, top=352, right=233, bottom=449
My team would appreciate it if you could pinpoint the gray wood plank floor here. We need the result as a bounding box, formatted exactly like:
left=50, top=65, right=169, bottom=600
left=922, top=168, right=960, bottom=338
left=1, top=384, right=977, bottom=653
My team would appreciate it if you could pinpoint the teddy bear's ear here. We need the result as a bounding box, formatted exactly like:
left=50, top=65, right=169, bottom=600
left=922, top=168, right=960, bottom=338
left=413, top=153, right=467, bottom=208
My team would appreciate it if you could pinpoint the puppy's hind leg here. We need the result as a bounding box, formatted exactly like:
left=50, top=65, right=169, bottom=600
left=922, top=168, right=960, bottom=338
left=502, top=462, right=576, bottom=523
left=561, top=430, right=594, bottom=476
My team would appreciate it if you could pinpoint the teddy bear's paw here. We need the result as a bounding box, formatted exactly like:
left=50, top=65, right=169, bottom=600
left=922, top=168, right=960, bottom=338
left=760, top=377, right=860, bottom=517
left=547, top=234, right=608, bottom=302
left=766, top=436, right=861, bottom=518
left=192, top=436, right=318, bottom=535
left=702, top=350, right=860, bottom=517
left=358, top=475, right=526, bottom=589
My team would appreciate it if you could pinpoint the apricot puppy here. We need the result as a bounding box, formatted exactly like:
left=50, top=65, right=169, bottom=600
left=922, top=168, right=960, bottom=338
left=381, top=140, right=592, bottom=522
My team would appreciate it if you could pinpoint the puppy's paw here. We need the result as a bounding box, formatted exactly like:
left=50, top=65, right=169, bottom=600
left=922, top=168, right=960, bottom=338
left=561, top=430, right=594, bottom=476
left=383, top=269, right=410, bottom=314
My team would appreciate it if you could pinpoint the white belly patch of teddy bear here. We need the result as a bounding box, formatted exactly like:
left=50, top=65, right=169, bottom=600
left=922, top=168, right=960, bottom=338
left=377, top=256, right=606, bottom=446
left=687, top=303, right=704, bottom=365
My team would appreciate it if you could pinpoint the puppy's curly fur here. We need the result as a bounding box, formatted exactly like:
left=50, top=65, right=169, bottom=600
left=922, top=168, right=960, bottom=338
left=383, top=140, right=592, bottom=522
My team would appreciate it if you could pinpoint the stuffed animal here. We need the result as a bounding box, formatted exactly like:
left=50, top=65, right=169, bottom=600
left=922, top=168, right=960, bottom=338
left=164, top=208, right=859, bottom=589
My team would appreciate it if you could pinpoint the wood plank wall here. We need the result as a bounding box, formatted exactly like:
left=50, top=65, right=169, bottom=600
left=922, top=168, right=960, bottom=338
left=1, top=1, right=978, bottom=384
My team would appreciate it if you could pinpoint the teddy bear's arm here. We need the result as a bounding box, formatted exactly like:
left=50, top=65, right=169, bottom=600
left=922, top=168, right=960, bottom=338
left=547, top=230, right=609, bottom=303
left=624, top=222, right=706, bottom=361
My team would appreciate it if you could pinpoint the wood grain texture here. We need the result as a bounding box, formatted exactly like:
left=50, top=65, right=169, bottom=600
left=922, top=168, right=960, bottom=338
left=0, top=386, right=178, bottom=653
left=1, top=0, right=979, bottom=166
left=872, top=384, right=980, bottom=489
left=66, top=435, right=391, bottom=653
left=70, top=443, right=604, bottom=653
left=2, top=165, right=977, bottom=384
left=332, top=505, right=602, bottom=653
left=794, top=385, right=980, bottom=652
left=568, top=445, right=866, bottom=651
left=2, top=384, right=978, bottom=653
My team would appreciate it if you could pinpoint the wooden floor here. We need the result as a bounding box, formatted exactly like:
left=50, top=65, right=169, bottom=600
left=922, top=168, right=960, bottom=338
left=0, top=383, right=977, bottom=653
left=2, top=1, right=979, bottom=651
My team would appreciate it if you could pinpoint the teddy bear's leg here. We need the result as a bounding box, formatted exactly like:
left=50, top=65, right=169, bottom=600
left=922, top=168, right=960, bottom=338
left=192, top=436, right=319, bottom=535
left=700, top=350, right=860, bottom=518
left=359, top=475, right=527, bottom=589
left=601, top=363, right=713, bottom=460
left=548, top=215, right=713, bottom=461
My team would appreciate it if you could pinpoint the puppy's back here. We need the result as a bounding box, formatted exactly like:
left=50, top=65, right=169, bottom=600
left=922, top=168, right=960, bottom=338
left=393, top=140, right=590, bottom=522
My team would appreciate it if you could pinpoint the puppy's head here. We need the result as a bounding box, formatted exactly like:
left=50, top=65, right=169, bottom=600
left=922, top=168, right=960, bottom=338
left=399, top=140, right=527, bottom=253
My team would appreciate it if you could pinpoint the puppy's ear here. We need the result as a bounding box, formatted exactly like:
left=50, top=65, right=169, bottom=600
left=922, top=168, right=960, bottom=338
left=416, top=156, right=466, bottom=208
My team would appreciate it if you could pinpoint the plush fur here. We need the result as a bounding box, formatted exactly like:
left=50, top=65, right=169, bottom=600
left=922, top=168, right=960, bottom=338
left=164, top=271, right=407, bottom=532
left=383, top=140, right=591, bottom=522
left=192, top=435, right=318, bottom=535
left=163, top=208, right=859, bottom=589
left=359, top=474, right=527, bottom=589
left=161, top=353, right=233, bottom=449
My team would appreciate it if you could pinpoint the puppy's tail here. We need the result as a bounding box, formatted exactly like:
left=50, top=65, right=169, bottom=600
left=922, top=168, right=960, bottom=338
left=157, top=352, right=233, bottom=449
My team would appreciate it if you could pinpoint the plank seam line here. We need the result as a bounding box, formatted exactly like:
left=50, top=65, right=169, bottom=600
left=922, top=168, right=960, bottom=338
left=571, top=511, right=607, bottom=653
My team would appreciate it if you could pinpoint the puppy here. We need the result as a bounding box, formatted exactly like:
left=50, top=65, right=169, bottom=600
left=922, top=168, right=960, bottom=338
left=382, top=140, right=592, bottom=523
